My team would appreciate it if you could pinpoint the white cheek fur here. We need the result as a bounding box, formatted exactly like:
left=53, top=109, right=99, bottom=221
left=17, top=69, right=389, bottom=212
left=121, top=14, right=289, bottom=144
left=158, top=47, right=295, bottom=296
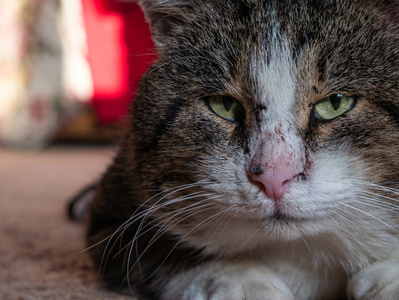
left=284, top=150, right=360, bottom=217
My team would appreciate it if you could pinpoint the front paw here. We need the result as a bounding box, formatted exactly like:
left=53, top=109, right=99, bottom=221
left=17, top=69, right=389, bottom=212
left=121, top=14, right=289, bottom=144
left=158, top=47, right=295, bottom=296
left=347, top=260, right=399, bottom=300
left=162, top=262, right=294, bottom=300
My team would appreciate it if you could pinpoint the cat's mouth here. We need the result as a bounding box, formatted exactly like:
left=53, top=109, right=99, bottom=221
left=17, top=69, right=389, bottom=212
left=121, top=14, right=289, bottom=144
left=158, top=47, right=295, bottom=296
left=263, top=201, right=315, bottom=224
left=269, top=209, right=306, bottom=223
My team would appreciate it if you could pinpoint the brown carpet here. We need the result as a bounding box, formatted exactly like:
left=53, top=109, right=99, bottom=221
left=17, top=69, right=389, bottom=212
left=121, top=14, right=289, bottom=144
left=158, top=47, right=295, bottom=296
left=0, top=145, right=133, bottom=299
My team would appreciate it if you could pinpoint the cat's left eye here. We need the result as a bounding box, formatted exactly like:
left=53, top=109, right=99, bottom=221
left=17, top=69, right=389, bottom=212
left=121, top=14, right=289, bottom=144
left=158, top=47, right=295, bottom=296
left=207, top=95, right=244, bottom=122
left=314, top=94, right=357, bottom=121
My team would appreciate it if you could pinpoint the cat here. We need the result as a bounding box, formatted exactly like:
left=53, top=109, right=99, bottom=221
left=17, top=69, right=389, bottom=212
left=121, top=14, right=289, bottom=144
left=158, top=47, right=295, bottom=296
left=85, top=0, right=399, bottom=299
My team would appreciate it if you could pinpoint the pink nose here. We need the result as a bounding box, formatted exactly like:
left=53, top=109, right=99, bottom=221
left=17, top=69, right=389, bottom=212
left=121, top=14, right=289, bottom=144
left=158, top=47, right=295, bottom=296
left=250, top=166, right=299, bottom=201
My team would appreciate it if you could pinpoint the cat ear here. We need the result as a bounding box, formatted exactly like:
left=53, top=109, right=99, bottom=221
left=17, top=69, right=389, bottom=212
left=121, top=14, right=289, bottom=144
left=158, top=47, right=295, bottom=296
left=139, top=0, right=191, bottom=49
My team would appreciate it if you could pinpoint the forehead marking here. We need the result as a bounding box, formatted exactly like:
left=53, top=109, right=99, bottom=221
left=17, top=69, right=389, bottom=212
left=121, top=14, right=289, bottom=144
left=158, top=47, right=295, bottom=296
left=251, top=32, right=296, bottom=121
left=248, top=30, right=301, bottom=161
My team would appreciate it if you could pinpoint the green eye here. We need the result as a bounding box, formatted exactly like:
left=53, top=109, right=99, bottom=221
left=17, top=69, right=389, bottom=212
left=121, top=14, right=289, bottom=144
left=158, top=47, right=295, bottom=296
left=314, top=94, right=357, bottom=121
left=208, top=95, right=244, bottom=122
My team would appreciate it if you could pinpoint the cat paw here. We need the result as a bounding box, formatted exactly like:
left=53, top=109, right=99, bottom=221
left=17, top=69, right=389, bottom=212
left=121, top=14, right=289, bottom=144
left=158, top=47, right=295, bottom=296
left=347, top=260, right=399, bottom=300
left=162, top=262, right=294, bottom=300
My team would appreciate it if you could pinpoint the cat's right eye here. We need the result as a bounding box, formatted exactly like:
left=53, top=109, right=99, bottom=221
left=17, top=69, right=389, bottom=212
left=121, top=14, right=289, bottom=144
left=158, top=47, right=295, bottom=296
left=207, top=95, right=244, bottom=122
left=314, top=94, right=357, bottom=122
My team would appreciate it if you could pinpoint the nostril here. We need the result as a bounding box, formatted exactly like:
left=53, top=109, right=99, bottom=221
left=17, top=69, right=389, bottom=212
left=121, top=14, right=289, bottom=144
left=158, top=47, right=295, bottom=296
left=251, top=165, right=264, bottom=175
left=282, top=178, right=292, bottom=186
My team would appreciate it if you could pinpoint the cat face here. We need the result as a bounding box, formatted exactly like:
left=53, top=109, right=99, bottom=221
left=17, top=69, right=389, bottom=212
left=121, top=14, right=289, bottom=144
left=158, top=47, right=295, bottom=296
left=131, top=0, right=399, bottom=254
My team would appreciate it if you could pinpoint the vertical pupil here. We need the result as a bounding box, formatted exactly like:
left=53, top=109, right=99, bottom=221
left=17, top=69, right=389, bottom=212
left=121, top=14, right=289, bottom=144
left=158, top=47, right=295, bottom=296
left=223, top=97, right=234, bottom=112
left=330, top=94, right=341, bottom=111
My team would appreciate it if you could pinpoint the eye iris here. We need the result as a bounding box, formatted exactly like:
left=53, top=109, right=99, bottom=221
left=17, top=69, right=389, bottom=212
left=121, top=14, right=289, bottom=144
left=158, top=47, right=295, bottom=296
left=208, top=95, right=243, bottom=121
left=314, top=94, right=356, bottom=121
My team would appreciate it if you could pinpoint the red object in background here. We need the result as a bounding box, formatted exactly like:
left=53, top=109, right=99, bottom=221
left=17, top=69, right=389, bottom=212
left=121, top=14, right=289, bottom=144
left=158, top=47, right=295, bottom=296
left=81, top=0, right=156, bottom=124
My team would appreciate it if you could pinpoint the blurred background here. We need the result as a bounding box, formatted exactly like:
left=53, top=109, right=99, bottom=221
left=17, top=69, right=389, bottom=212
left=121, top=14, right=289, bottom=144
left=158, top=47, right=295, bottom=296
left=0, top=1, right=158, bottom=297
left=0, top=0, right=156, bottom=148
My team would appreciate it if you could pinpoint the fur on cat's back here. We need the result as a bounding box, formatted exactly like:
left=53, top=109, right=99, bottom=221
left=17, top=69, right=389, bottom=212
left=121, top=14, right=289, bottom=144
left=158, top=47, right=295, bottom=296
left=86, top=1, right=399, bottom=299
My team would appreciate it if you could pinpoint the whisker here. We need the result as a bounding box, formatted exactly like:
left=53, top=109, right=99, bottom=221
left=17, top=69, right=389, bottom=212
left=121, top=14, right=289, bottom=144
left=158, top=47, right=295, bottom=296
left=141, top=205, right=237, bottom=281
left=353, top=180, right=399, bottom=198
left=117, top=191, right=212, bottom=264
left=206, top=206, right=236, bottom=244
left=123, top=203, right=225, bottom=288
left=126, top=191, right=215, bottom=256
left=329, top=209, right=358, bottom=229
left=98, top=182, right=210, bottom=276
left=360, top=190, right=399, bottom=204
left=356, top=196, right=399, bottom=211
left=340, top=203, right=399, bottom=235
left=238, top=226, right=261, bottom=253
left=112, top=200, right=216, bottom=259
left=132, top=204, right=216, bottom=268
left=301, top=236, right=313, bottom=256
left=131, top=181, right=212, bottom=220
left=146, top=199, right=221, bottom=245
